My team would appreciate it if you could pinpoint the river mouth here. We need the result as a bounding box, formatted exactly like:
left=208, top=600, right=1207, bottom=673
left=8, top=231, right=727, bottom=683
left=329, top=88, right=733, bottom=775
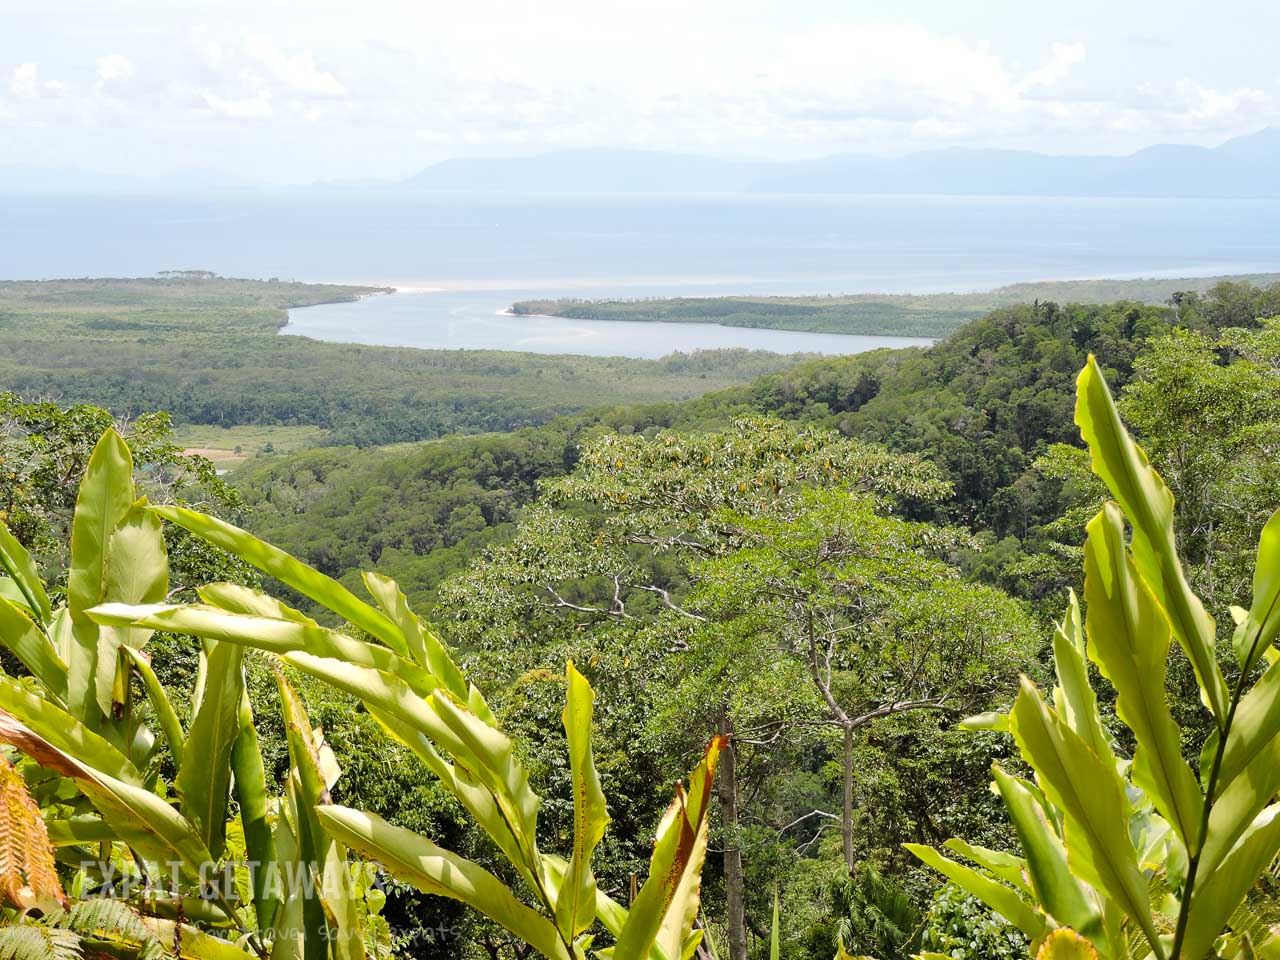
left=283, top=287, right=936, bottom=360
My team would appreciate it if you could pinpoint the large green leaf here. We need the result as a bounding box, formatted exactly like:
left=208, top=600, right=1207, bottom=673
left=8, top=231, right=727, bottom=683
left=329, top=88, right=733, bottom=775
left=317, top=805, right=573, bottom=960
left=942, top=838, right=1030, bottom=894
left=269, top=646, right=542, bottom=891
left=905, top=844, right=1046, bottom=939
left=1215, top=654, right=1280, bottom=801
left=553, top=661, right=609, bottom=940
left=1083, top=504, right=1202, bottom=853
left=121, top=647, right=185, bottom=768
left=88, top=602, right=437, bottom=697
left=770, top=888, right=780, bottom=960
left=176, top=640, right=244, bottom=860
left=1233, top=509, right=1280, bottom=675
left=270, top=802, right=306, bottom=960
left=66, top=429, right=135, bottom=728
left=1050, top=591, right=1111, bottom=764
left=1007, top=678, right=1164, bottom=958
left=0, top=519, right=50, bottom=624
left=1199, top=733, right=1280, bottom=888
left=0, top=673, right=140, bottom=786
left=426, top=689, right=545, bottom=878
left=0, top=595, right=67, bottom=698
left=198, top=582, right=319, bottom=624
left=992, top=766, right=1101, bottom=939
left=95, top=500, right=169, bottom=717
left=276, top=672, right=364, bottom=960
left=361, top=701, right=543, bottom=896
left=612, top=737, right=723, bottom=960
left=361, top=572, right=468, bottom=698
left=149, top=506, right=407, bottom=656
left=138, top=917, right=263, bottom=960
left=1075, top=356, right=1228, bottom=724
left=0, top=707, right=216, bottom=887
left=1182, top=804, right=1280, bottom=960
left=230, top=688, right=278, bottom=935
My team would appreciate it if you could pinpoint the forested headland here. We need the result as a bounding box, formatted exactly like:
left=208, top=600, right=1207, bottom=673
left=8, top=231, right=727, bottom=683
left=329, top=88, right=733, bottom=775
left=3, top=276, right=1280, bottom=960
left=511, top=272, right=1280, bottom=337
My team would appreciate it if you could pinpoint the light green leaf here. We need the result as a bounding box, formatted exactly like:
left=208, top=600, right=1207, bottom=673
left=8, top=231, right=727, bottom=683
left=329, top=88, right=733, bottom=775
left=958, top=711, right=1008, bottom=732
left=770, top=888, right=780, bottom=960
left=1075, top=356, right=1228, bottom=724
left=149, top=506, right=407, bottom=656
left=230, top=687, right=277, bottom=934
left=67, top=429, right=135, bottom=728
left=317, top=804, right=572, bottom=960
left=139, top=916, right=263, bottom=960
left=120, top=647, right=185, bottom=769
left=0, top=595, right=67, bottom=698
left=0, top=673, right=140, bottom=785
left=276, top=671, right=364, bottom=960
left=1083, top=504, right=1202, bottom=853
left=1233, top=509, right=1280, bottom=675
left=175, top=640, right=244, bottom=860
left=905, top=843, right=1046, bottom=939
left=1008, top=678, right=1164, bottom=958
left=88, top=602, right=437, bottom=697
left=992, top=766, right=1101, bottom=939
left=361, top=571, right=468, bottom=698
left=44, top=817, right=117, bottom=846
left=1050, top=590, right=1111, bottom=764
left=198, top=582, right=318, bottom=624
left=0, top=707, right=215, bottom=887
left=0, top=519, right=50, bottom=624
left=1214, top=656, right=1280, bottom=802
left=361, top=702, right=542, bottom=897
left=613, top=736, right=723, bottom=960
left=943, top=837, right=1030, bottom=894
left=1182, top=804, right=1280, bottom=960
left=428, top=690, right=544, bottom=878
left=553, top=661, right=609, bottom=941
left=95, top=500, right=169, bottom=718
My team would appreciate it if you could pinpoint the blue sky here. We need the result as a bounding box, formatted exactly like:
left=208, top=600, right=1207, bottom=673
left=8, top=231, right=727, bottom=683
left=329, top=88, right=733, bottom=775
left=3, top=0, right=1277, bottom=183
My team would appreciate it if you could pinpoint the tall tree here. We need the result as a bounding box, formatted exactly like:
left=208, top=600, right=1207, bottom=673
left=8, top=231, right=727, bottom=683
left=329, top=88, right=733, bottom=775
left=440, top=417, right=1034, bottom=955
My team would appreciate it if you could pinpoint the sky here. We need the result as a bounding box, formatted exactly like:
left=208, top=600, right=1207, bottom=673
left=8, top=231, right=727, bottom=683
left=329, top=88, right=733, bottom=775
left=3, top=0, right=1279, bottom=184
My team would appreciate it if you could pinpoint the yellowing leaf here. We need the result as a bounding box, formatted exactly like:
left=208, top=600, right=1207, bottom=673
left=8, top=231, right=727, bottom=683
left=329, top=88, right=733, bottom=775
left=1035, top=928, right=1100, bottom=960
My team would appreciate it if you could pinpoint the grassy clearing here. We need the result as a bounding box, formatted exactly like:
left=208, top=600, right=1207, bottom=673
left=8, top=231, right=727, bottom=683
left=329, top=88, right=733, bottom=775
left=172, top=424, right=329, bottom=463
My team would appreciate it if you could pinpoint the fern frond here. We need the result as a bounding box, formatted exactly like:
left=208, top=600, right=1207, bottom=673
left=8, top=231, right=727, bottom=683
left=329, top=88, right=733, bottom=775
left=0, top=925, right=81, bottom=960
left=0, top=754, right=65, bottom=909
left=52, top=899, right=169, bottom=960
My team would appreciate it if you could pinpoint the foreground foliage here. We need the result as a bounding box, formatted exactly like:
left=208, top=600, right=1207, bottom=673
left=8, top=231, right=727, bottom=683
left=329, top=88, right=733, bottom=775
left=0, top=428, right=721, bottom=960
left=910, top=356, right=1280, bottom=958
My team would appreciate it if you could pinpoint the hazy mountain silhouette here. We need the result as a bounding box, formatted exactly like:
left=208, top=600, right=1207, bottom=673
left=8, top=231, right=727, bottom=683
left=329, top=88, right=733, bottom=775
left=401, top=129, right=1280, bottom=198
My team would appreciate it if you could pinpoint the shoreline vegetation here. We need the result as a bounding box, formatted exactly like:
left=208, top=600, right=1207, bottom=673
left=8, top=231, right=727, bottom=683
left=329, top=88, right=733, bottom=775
left=0, top=275, right=816, bottom=446
left=509, top=270, right=1280, bottom=337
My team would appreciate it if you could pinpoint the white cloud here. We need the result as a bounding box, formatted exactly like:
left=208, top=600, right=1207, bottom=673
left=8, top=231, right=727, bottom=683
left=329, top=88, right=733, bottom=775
left=243, top=36, right=346, bottom=97
left=1024, top=43, right=1087, bottom=89
left=10, top=63, right=38, bottom=99
left=3, top=1, right=1278, bottom=181
left=203, top=89, right=273, bottom=119
left=1170, top=79, right=1268, bottom=121
left=96, top=53, right=135, bottom=87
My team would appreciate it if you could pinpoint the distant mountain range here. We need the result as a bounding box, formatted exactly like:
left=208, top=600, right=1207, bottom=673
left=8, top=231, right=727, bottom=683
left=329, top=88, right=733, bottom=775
left=401, top=128, right=1280, bottom=198
left=6, top=128, right=1279, bottom=199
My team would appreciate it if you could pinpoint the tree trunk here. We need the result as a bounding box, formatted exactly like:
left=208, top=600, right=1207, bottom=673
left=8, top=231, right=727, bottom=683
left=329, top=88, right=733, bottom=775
left=842, top=722, right=855, bottom=873
left=716, top=718, right=748, bottom=960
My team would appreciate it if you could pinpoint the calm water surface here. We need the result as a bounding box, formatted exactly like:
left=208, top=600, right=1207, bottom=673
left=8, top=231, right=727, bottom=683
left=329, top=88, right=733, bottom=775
left=4, top=191, right=1279, bottom=357
left=283, top=287, right=935, bottom=358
